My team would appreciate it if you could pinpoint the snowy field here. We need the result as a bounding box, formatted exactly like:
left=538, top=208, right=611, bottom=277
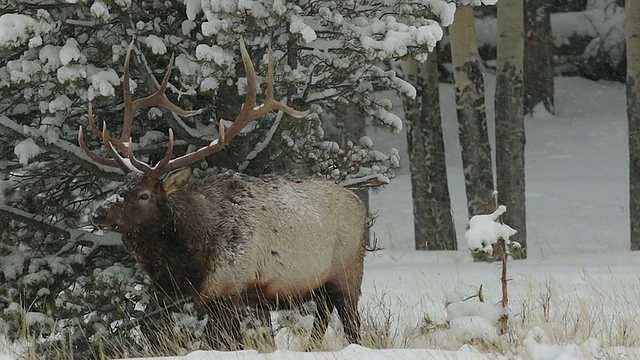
left=3, top=75, right=640, bottom=359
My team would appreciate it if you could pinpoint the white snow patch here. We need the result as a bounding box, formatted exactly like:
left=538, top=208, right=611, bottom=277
left=465, top=205, right=517, bottom=254
left=90, top=1, right=110, bottom=22
left=450, top=316, right=499, bottom=342
left=59, top=38, right=85, bottom=66
left=14, top=138, right=42, bottom=165
left=144, top=35, right=167, bottom=55
left=0, top=14, right=36, bottom=48
left=88, top=69, right=120, bottom=100
left=48, top=95, right=72, bottom=113
left=57, top=64, right=87, bottom=83
left=195, top=44, right=234, bottom=67
left=290, top=15, right=317, bottom=44
left=24, top=312, right=48, bottom=326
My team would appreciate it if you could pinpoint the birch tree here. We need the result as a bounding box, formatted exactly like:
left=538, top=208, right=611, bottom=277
left=402, top=51, right=456, bottom=251
left=627, top=0, right=640, bottom=251
left=495, top=0, right=527, bottom=258
left=449, top=5, right=495, bottom=217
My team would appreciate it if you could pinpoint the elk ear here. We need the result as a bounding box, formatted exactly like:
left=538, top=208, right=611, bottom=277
left=162, top=167, right=191, bottom=195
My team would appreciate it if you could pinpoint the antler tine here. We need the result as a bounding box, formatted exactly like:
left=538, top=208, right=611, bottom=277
left=87, top=103, right=129, bottom=154
left=124, top=137, right=152, bottom=172
left=100, top=122, right=134, bottom=173
left=125, top=43, right=202, bottom=124
left=78, top=125, right=120, bottom=168
left=215, top=40, right=309, bottom=144
left=146, top=128, right=175, bottom=177
left=122, top=40, right=136, bottom=145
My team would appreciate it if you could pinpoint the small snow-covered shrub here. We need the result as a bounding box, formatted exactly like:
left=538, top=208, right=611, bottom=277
left=442, top=204, right=520, bottom=348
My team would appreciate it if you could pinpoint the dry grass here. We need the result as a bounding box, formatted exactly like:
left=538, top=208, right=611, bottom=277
left=2, top=276, right=640, bottom=359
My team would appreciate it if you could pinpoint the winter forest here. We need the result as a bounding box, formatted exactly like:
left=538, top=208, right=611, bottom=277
left=1, top=0, right=639, bottom=359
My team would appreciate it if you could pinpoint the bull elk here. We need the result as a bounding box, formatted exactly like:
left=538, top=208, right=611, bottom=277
left=79, top=40, right=367, bottom=349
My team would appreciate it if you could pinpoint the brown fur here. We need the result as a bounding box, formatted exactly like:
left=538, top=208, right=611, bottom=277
left=93, top=169, right=367, bottom=348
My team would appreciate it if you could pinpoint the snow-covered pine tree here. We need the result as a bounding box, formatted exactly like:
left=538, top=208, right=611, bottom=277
left=0, top=0, right=455, bottom=356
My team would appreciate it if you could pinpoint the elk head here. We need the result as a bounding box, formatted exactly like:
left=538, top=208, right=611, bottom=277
left=79, top=39, right=308, bottom=239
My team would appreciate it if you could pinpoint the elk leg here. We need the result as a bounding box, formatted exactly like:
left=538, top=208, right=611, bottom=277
left=332, top=268, right=363, bottom=344
left=309, top=285, right=336, bottom=342
left=253, top=305, right=275, bottom=351
left=204, top=299, right=243, bottom=350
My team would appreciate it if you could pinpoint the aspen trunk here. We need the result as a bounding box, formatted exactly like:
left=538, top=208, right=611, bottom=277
left=402, top=51, right=456, bottom=250
left=627, top=0, right=640, bottom=250
left=495, top=0, right=527, bottom=259
left=449, top=5, right=495, bottom=217
left=524, top=0, right=554, bottom=114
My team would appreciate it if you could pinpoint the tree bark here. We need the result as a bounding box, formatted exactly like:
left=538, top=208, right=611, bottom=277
left=524, top=0, right=554, bottom=114
left=449, top=5, right=495, bottom=217
left=627, top=0, right=640, bottom=250
left=402, top=51, right=456, bottom=250
left=496, top=0, right=527, bottom=258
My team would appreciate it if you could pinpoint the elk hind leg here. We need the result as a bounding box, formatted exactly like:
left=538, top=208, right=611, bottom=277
left=309, top=285, right=337, bottom=343
left=331, top=262, right=363, bottom=344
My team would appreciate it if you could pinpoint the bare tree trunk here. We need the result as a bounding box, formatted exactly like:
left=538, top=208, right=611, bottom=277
left=402, top=51, right=456, bottom=250
left=627, top=0, right=640, bottom=250
left=524, top=0, right=554, bottom=114
left=496, top=0, right=527, bottom=259
left=449, top=6, right=495, bottom=217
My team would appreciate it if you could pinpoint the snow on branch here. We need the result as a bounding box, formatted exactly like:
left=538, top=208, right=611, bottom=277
left=0, top=204, right=122, bottom=251
left=0, top=114, right=122, bottom=180
left=465, top=205, right=518, bottom=256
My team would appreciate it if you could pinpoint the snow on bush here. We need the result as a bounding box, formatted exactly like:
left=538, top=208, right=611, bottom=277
left=465, top=205, right=518, bottom=257
left=0, top=14, right=37, bottom=48
left=13, top=139, right=41, bottom=165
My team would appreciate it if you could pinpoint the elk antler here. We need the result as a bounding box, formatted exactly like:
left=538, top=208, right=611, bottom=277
left=142, top=39, right=309, bottom=178
left=79, top=40, right=200, bottom=173
left=80, top=38, right=309, bottom=177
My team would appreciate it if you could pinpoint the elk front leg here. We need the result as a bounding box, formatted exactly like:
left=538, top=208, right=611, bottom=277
left=203, top=299, right=243, bottom=350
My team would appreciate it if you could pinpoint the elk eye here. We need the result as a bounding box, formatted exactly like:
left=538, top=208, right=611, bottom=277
left=138, top=193, right=150, bottom=201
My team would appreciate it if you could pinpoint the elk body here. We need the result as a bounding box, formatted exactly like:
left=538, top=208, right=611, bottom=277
left=80, top=40, right=367, bottom=348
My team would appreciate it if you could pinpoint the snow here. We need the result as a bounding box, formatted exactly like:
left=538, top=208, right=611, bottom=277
left=145, top=35, right=167, bottom=55
left=465, top=205, right=517, bottom=254
left=88, top=69, right=120, bottom=100
left=289, top=15, right=317, bottom=44
left=122, top=345, right=508, bottom=360
left=424, top=1, right=457, bottom=27
left=48, top=95, right=73, bottom=113
left=13, top=138, right=41, bottom=165
left=0, top=14, right=36, bottom=48
left=195, top=44, right=234, bottom=67
left=59, top=38, right=85, bottom=66
left=90, top=0, right=110, bottom=22
left=57, top=64, right=87, bottom=83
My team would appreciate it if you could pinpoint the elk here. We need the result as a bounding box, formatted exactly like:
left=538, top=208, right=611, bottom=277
left=79, top=40, right=367, bottom=349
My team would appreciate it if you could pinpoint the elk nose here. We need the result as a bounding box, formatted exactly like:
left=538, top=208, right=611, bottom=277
left=92, top=209, right=106, bottom=225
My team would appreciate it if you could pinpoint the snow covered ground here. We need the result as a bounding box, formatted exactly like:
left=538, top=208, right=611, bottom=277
left=3, top=75, right=639, bottom=359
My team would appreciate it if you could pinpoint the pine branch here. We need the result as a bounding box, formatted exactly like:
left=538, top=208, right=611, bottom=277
left=0, top=115, right=122, bottom=181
